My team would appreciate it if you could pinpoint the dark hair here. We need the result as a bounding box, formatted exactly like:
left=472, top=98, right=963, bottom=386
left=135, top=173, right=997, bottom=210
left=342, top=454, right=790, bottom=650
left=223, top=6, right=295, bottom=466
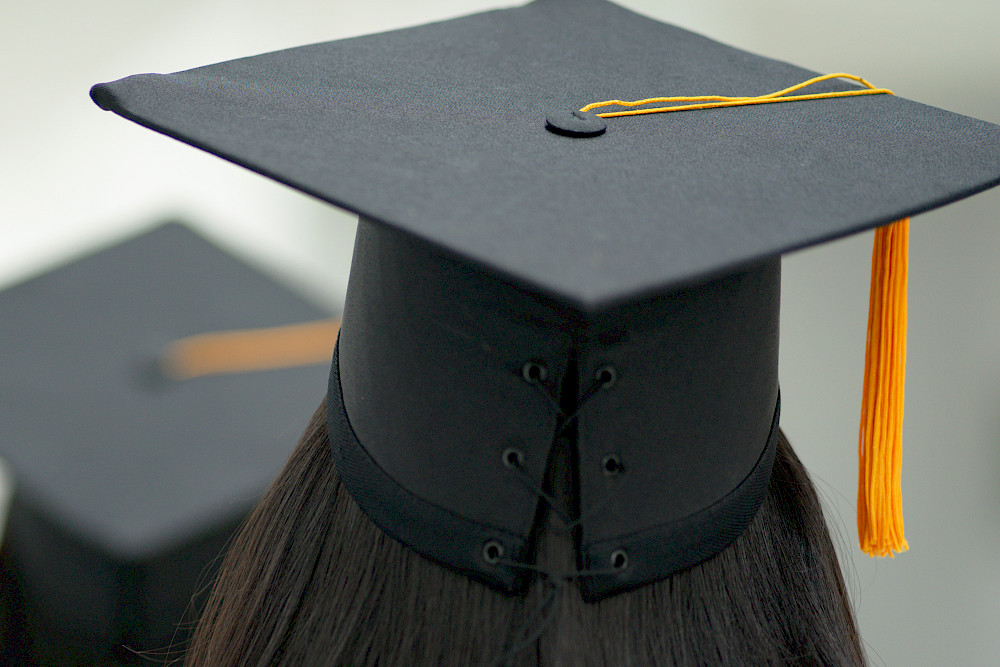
left=186, top=400, right=864, bottom=666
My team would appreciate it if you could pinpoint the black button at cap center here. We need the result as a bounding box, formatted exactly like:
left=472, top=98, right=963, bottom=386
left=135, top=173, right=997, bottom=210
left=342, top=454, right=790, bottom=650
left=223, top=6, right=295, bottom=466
left=546, top=110, right=607, bottom=137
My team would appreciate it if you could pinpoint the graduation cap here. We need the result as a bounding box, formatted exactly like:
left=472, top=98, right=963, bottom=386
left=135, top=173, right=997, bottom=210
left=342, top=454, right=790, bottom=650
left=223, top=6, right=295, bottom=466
left=0, top=223, right=333, bottom=662
left=89, top=0, right=1000, bottom=599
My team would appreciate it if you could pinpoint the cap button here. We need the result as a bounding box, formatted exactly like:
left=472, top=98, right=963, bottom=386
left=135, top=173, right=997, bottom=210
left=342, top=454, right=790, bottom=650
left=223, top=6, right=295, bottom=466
left=545, top=110, right=607, bottom=138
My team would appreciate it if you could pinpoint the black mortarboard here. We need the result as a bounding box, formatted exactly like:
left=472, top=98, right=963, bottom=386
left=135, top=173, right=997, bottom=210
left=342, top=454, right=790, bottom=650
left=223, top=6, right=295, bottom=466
left=89, top=0, right=1000, bottom=600
left=0, top=223, right=331, bottom=662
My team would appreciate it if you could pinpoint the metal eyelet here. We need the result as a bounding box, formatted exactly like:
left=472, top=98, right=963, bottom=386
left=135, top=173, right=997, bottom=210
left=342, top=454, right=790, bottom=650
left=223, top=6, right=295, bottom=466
left=502, top=447, right=525, bottom=469
left=601, top=453, right=624, bottom=476
left=482, top=540, right=505, bottom=565
left=595, top=364, right=617, bottom=389
left=522, top=360, right=548, bottom=384
left=610, top=549, right=629, bottom=570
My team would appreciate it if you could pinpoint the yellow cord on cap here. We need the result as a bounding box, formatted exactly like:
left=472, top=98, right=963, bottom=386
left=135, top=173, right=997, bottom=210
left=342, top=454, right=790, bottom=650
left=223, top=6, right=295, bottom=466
left=582, top=73, right=909, bottom=558
left=580, top=73, right=893, bottom=117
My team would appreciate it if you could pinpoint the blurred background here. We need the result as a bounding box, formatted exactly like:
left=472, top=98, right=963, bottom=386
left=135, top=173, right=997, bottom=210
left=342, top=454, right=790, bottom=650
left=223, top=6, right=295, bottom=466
left=2, top=0, right=998, bottom=664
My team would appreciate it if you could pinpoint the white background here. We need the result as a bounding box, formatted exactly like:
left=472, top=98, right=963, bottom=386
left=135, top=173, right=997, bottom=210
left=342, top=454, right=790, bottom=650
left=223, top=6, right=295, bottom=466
left=2, top=1, right=998, bottom=664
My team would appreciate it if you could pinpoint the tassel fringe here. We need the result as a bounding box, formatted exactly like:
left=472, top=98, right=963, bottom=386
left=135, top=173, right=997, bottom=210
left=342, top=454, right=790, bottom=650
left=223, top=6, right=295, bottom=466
left=858, top=218, right=909, bottom=557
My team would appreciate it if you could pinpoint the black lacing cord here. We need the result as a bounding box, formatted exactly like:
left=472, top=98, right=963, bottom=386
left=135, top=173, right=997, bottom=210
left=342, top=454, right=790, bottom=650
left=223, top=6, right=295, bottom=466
left=506, top=461, right=615, bottom=532
left=519, top=369, right=622, bottom=530
left=489, top=367, right=624, bottom=665
left=526, top=372, right=604, bottom=437
left=489, top=559, right=624, bottom=667
left=489, top=574, right=559, bottom=667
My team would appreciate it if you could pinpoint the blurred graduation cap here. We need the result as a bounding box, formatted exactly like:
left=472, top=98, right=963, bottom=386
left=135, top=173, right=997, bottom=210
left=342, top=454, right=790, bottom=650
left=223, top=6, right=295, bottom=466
left=89, top=0, right=1000, bottom=599
left=0, top=223, right=334, bottom=663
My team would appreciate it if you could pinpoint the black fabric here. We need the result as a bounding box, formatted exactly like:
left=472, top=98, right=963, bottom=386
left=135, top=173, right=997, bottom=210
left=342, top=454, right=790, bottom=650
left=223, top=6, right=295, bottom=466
left=575, top=260, right=780, bottom=538
left=90, top=0, right=1000, bottom=309
left=329, top=219, right=780, bottom=596
left=338, top=220, right=571, bottom=540
left=580, top=393, right=781, bottom=600
left=0, top=223, right=330, bottom=656
left=574, top=260, right=781, bottom=597
left=329, top=340, right=532, bottom=593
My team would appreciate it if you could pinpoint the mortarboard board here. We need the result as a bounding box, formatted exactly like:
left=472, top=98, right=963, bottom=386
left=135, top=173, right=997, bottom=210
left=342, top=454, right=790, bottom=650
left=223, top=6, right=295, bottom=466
left=0, top=223, right=333, bottom=662
left=89, top=0, right=1000, bottom=599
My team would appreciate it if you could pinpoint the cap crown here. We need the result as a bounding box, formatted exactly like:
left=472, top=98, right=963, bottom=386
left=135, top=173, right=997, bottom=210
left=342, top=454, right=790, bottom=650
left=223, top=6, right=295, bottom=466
left=91, top=0, right=1000, bottom=309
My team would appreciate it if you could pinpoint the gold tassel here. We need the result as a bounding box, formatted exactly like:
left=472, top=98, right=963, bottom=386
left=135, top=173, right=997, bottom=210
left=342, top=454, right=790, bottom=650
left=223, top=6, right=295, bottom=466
left=858, top=218, right=909, bottom=557
left=161, top=319, right=341, bottom=380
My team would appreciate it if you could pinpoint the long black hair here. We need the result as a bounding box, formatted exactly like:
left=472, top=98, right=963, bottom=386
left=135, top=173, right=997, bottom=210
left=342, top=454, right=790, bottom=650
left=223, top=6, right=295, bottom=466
left=186, top=400, right=864, bottom=666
